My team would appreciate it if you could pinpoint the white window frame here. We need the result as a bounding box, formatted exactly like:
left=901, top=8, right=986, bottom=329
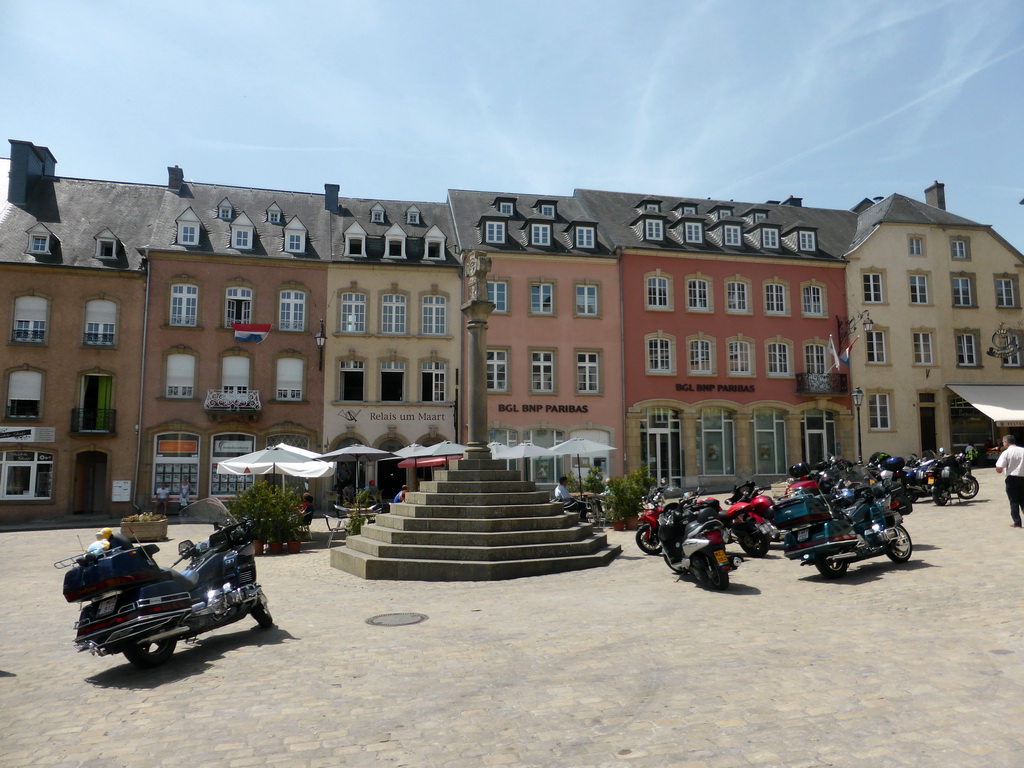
left=801, top=285, right=823, bottom=316
left=647, top=337, right=673, bottom=374
left=84, top=299, right=117, bottom=346
left=421, top=295, right=447, bottom=336
left=576, top=284, right=598, bottom=317
left=687, top=279, right=710, bottom=311
left=863, top=273, right=883, bottom=303
left=380, top=360, right=406, bottom=402
left=764, top=283, right=787, bottom=315
left=6, top=370, right=42, bottom=418
left=232, top=227, right=252, bottom=250
left=646, top=276, right=670, bottom=309
left=868, top=393, right=891, bottom=430
left=340, top=293, right=367, bottom=333
left=724, top=225, right=742, bottom=247
left=727, top=340, right=753, bottom=375
left=530, top=283, right=554, bottom=315
left=798, top=231, right=817, bottom=252
left=909, top=237, right=922, bottom=256
left=689, top=339, right=712, bottom=375
left=726, top=281, right=749, bottom=313
left=531, top=351, right=555, bottom=393
left=913, top=332, right=933, bottom=365
left=576, top=352, right=600, bottom=394
left=96, top=236, right=116, bottom=260
left=804, top=344, right=827, bottom=375
left=407, top=208, right=420, bottom=225
left=485, top=221, right=506, bottom=244
left=540, top=204, right=555, bottom=218
left=346, top=235, right=365, bottom=257
left=381, top=294, right=407, bottom=335
left=339, top=360, right=365, bottom=401
left=13, top=296, right=48, bottom=342
left=767, top=342, right=791, bottom=376
left=225, top=287, right=252, bottom=326
left=684, top=222, right=703, bottom=244
left=420, top=362, right=446, bottom=402
left=951, top=239, right=968, bottom=260
left=956, top=333, right=979, bottom=366
left=645, top=219, right=664, bottom=241
left=909, top=275, right=929, bottom=305
left=996, top=278, right=1017, bottom=308
left=488, top=280, right=508, bottom=313
left=487, top=350, right=508, bottom=392
left=575, top=226, right=595, bottom=249
left=278, top=290, right=306, bottom=332
left=761, top=228, right=779, bottom=249
left=165, top=353, right=195, bottom=399
left=498, top=201, right=514, bottom=216
left=952, top=277, right=974, bottom=307
left=531, top=223, right=551, bottom=247
left=866, top=330, right=887, bottom=364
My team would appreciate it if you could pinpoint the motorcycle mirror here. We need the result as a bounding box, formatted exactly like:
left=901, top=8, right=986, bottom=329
left=178, top=540, right=194, bottom=556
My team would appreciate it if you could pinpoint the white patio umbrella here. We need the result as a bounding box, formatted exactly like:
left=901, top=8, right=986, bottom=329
left=217, top=445, right=335, bottom=478
left=316, top=444, right=396, bottom=491
left=550, top=437, right=617, bottom=489
left=395, top=441, right=467, bottom=465
left=490, top=441, right=556, bottom=480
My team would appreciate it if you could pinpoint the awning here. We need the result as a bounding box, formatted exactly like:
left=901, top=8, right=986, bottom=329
left=397, top=455, right=462, bottom=468
left=947, top=384, right=1024, bottom=426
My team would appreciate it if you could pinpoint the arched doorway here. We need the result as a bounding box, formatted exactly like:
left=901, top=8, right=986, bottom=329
left=73, top=450, right=108, bottom=514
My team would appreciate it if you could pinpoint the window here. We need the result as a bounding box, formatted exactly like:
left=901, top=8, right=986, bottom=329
left=576, top=352, right=600, bottom=393
left=170, top=284, right=198, bottom=326
left=682, top=205, right=698, bottom=215
left=761, top=228, right=779, bottom=249
left=646, top=276, right=670, bottom=309
left=866, top=330, right=887, bottom=364
left=371, top=205, right=385, bottom=223
left=956, top=333, right=979, bottom=366
left=225, top=287, right=252, bottom=326
left=753, top=212, right=767, bottom=223
left=386, top=233, right=406, bottom=259
left=727, top=340, right=752, bottom=375
left=764, top=283, right=787, bottom=315
left=868, top=394, right=891, bottom=430
left=1, top=450, right=53, bottom=500
left=498, top=201, right=514, bottom=216
left=996, top=278, right=1018, bottom=308
left=913, top=332, right=933, bottom=365
left=726, top=281, right=749, bottom=313
left=221, top=356, right=250, bottom=395
left=684, top=222, right=703, bottom=244
left=426, top=240, right=443, bottom=259
left=531, top=351, right=555, bottom=392
left=804, top=344, right=827, bottom=375
left=540, top=204, right=555, bottom=218
left=218, top=201, right=233, bottom=220
left=267, top=205, right=282, bottom=224
left=278, top=290, right=306, bottom=332
left=576, top=285, right=598, bottom=316
left=420, top=362, right=446, bottom=402
left=380, top=361, right=405, bottom=401
left=339, top=360, right=364, bottom=401
left=381, top=294, right=407, bottom=334
left=340, top=293, right=366, bottom=333
left=1003, top=335, right=1022, bottom=368
left=647, top=338, right=673, bottom=373
left=96, top=236, right=116, bottom=260
left=530, top=283, right=554, bottom=315
left=407, top=208, right=420, bottom=225
left=275, top=358, right=303, bottom=401
left=801, top=285, right=823, bottom=316
left=487, top=281, right=508, bottom=313
left=421, top=295, right=447, bottom=335
left=284, top=220, right=306, bottom=254
left=687, top=279, right=710, bottom=311
left=951, top=239, right=969, bottom=260
left=575, top=226, right=595, bottom=249
left=84, top=299, right=116, bottom=346
left=232, top=225, right=252, bottom=250
left=909, top=237, right=923, bottom=256
left=689, top=339, right=712, bottom=374
left=767, top=342, right=790, bottom=376
left=798, top=231, right=817, bottom=252
left=165, top=354, right=195, bottom=398
left=645, top=219, right=664, bottom=241
left=909, top=275, right=929, bottom=305
left=863, top=273, right=883, bottom=303
left=485, top=221, right=506, bottom=244
left=30, top=234, right=49, bottom=253
left=952, top=277, right=974, bottom=307
left=487, top=350, right=508, bottom=392
left=176, top=209, right=201, bottom=246
left=153, top=433, right=199, bottom=500
left=531, top=223, right=551, bottom=246
left=724, top=225, right=742, bottom=247
left=644, top=202, right=660, bottom=212
left=211, top=433, right=256, bottom=496
left=12, top=296, right=47, bottom=342
left=6, top=370, right=42, bottom=418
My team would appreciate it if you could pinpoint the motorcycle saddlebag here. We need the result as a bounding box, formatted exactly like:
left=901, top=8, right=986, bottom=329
left=773, top=494, right=831, bottom=531
left=783, top=519, right=857, bottom=560
left=63, top=547, right=163, bottom=603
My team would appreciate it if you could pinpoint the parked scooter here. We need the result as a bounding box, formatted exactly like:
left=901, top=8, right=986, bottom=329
left=657, top=497, right=742, bottom=590
left=56, top=508, right=272, bottom=668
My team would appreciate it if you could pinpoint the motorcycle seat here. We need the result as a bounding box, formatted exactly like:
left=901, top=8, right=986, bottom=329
left=168, top=569, right=201, bottom=591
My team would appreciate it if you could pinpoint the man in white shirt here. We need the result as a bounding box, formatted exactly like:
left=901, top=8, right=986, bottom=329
left=995, top=435, right=1024, bottom=528
left=554, top=476, right=588, bottom=522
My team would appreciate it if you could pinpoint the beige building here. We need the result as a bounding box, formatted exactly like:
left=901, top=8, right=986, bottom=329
left=844, top=182, right=1024, bottom=460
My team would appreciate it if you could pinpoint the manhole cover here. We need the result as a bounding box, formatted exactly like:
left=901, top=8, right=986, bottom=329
left=365, top=612, right=428, bottom=627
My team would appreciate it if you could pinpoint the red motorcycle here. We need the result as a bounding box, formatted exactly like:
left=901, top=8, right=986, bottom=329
left=635, top=484, right=698, bottom=556
left=722, top=481, right=777, bottom=558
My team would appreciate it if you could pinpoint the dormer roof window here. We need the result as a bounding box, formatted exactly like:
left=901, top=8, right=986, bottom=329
left=636, top=198, right=662, bottom=212
left=267, top=203, right=283, bottom=224
left=218, top=198, right=234, bottom=220
left=94, top=229, right=118, bottom=260
left=423, top=225, right=446, bottom=259
left=370, top=203, right=386, bottom=224
left=384, top=223, right=407, bottom=259
left=27, top=223, right=53, bottom=254
left=231, top=213, right=256, bottom=251
left=344, top=222, right=367, bottom=257
left=530, top=222, right=552, bottom=247
left=284, top=217, right=307, bottom=254
left=484, top=219, right=506, bottom=245
left=682, top=204, right=698, bottom=215
left=710, top=205, right=734, bottom=220
left=683, top=220, right=704, bottom=244
left=761, top=227, right=780, bottom=250
left=798, top=230, right=817, bottom=252
left=495, top=197, right=516, bottom=216
left=534, top=199, right=556, bottom=218
left=575, top=224, right=596, bottom=249
left=644, top=218, right=664, bottom=241
left=175, top=208, right=202, bottom=246
left=723, top=224, right=742, bottom=247
left=406, top=206, right=421, bottom=225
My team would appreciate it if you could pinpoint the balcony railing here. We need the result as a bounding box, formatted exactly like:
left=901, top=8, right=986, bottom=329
left=83, top=332, right=115, bottom=346
left=71, top=408, right=117, bottom=434
left=795, top=372, right=848, bottom=396
left=204, top=389, right=262, bottom=412
left=12, top=329, right=46, bottom=343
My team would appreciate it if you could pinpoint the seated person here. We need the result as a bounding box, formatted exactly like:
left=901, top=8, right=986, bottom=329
left=298, top=493, right=315, bottom=526
left=394, top=485, right=409, bottom=504
left=554, top=476, right=588, bottom=522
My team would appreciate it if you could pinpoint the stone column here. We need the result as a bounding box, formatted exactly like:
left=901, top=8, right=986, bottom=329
left=461, top=252, right=495, bottom=457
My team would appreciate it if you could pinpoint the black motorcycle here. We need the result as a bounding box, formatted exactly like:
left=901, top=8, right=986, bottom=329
left=657, top=498, right=743, bottom=590
left=929, top=451, right=980, bottom=506
left=57, top=512, right=272, bottom=668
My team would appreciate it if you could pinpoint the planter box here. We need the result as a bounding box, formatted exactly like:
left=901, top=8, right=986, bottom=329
left=120, top=519, right=169, bottom=542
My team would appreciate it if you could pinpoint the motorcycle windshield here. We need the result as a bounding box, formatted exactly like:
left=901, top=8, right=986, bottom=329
left=182, top=496, right=238, bottom=528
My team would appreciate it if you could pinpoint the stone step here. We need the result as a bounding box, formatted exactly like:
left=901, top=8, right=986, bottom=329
left=384, top=503, right=562, bottom=519
left=343, top=532, right=611, bottom=562
left=418, top=480, right=537, bottom=494
left=430, top=469, right=522, bottom=483
left=330, top=544, right=622, bottom=581
left=359, top=522, right=593, bottom=547
left=411, top=491, right=553, bottom=506
left=375, top=513, right=576, bottom=533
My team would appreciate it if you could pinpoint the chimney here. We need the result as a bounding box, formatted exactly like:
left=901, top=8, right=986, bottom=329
left=782, top=195, right=803, bottom=207
left=324, top=183, right=339, bottom=212
left=8, top=140, right=57, bottom=205
left=167, top=165, right=184, bottom=191
left=925, top=181, right=946, bottom=210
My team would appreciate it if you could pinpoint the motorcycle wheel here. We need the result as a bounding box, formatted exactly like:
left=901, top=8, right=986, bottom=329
left=696, top=552, right=729, bottom=590
left=738, top=532, right=770, bottom=558
left=907, top=490, right=922, bottom=504
left=814, top=558, right=850, bottom=579
left=122, top=637, right=177, bottom=668
left=885, top=525, right=913, bottom=563
left=932, top=487, right=951, bottom=506
left=958, top=477, right=980, bottom=500
left=251, top=601, right=274, bottom=628
left=635, top=524, right=662, bottom=555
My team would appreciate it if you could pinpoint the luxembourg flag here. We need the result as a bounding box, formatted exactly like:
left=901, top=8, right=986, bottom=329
left=838, top=337, right=858, bottom=368
left=231, top=323, right=272, bottom=343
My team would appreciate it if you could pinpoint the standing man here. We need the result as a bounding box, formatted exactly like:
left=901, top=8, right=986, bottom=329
left=995, top=435, right=1024, bottom=528
left=178, top=479, right=192, bottom=514
left=154, top=483, right=170, bottom=516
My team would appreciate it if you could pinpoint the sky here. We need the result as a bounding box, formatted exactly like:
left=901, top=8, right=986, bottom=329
left=3, top=0, right=1023, bottom=248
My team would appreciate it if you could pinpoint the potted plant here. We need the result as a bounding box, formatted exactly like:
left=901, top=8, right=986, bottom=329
left=227, top=481, right=301, bottom=555
left=347, top=488, right=375, bottom=537
left=120, top=511, right=168, bottom=542
left=604, top=465, right=653, bottom=531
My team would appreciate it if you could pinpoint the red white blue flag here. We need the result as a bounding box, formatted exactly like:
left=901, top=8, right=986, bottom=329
left=231, top=323, right=272, bottom=343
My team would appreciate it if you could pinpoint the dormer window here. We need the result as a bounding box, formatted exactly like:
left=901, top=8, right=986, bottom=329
left=497, top=200, right=515, bottom=216
left=724, top=224, right=742, bottom=247
left=94, top=229, right=117, bottom=259
left=575, top=225, right=595, bottom=249
left=406, top=207, right=420, bottom=225
left=27, top=224, right=52, bottom=254
left=371, top=203, right=385, bottom=224
left=798, top=231, right=817, bottom=252
left=682, top=205, right=697, bottom=215
left=218, top=198, right=234, bottom=220
left=684, top=222, right=703, bottom=244
left=344, top=222, right=367, bottom=257
left=762, top=227, right=780, bottom=249
left=753, top=212, right=767, bottom=222
left=384, top=224, right=407, bottom=259
left=540, top=203, right=555, bottom=218
left=645, top=219, right=664, bottom=241
left=645, top=203, right=659, bottom=212
left=530, top=223, right=552, bottom=247
left=175, top=208, right=201, bottom=246
left=485, top=220, right=506, bottom=244
left=423, top=225, right=446, bottom=259
left=267, top=204, right=283, bottom=224
left=284, top=218, right=307, bottom=254
left=231, top=213, right=255, bottom=251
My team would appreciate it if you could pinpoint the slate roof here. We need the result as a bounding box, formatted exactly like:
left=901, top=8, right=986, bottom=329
left=335, top=196, right=459, bottom=265
left=849, top=193, right=986, bottom=251
left=447, top=189, right=614, bottom=258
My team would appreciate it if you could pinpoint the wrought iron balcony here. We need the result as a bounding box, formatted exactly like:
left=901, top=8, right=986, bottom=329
left=11, top=328, right=46, bottom=343
left=83, top=332, right=116, bottom=346
left=795, top=372, right=848, bottom=396
left=71, top=408, right=117, bottom=434
left=204, top=389, right=262, bottom=413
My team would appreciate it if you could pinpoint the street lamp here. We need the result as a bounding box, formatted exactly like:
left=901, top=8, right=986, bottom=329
left=314, top=319, right=326, bottom=371
left=835, top=309, right=875, bottom=349
left=851, top=387, right=864, bottom=465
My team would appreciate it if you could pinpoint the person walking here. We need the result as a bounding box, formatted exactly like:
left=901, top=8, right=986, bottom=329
left=995, top=434, right=1024, bottom=528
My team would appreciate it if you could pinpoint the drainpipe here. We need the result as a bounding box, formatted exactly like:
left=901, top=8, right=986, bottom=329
left=616, top=246, right=627, bottom=476
left=132, top=251, right=151, bottom=513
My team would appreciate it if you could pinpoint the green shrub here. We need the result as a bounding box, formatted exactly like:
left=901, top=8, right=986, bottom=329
left=227, top=481, right=303, bottom=542
left=604, top=465, right=654, bottom=522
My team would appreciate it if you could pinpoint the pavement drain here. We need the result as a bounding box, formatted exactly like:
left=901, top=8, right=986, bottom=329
left=365, top=612, right=428, bottom=627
